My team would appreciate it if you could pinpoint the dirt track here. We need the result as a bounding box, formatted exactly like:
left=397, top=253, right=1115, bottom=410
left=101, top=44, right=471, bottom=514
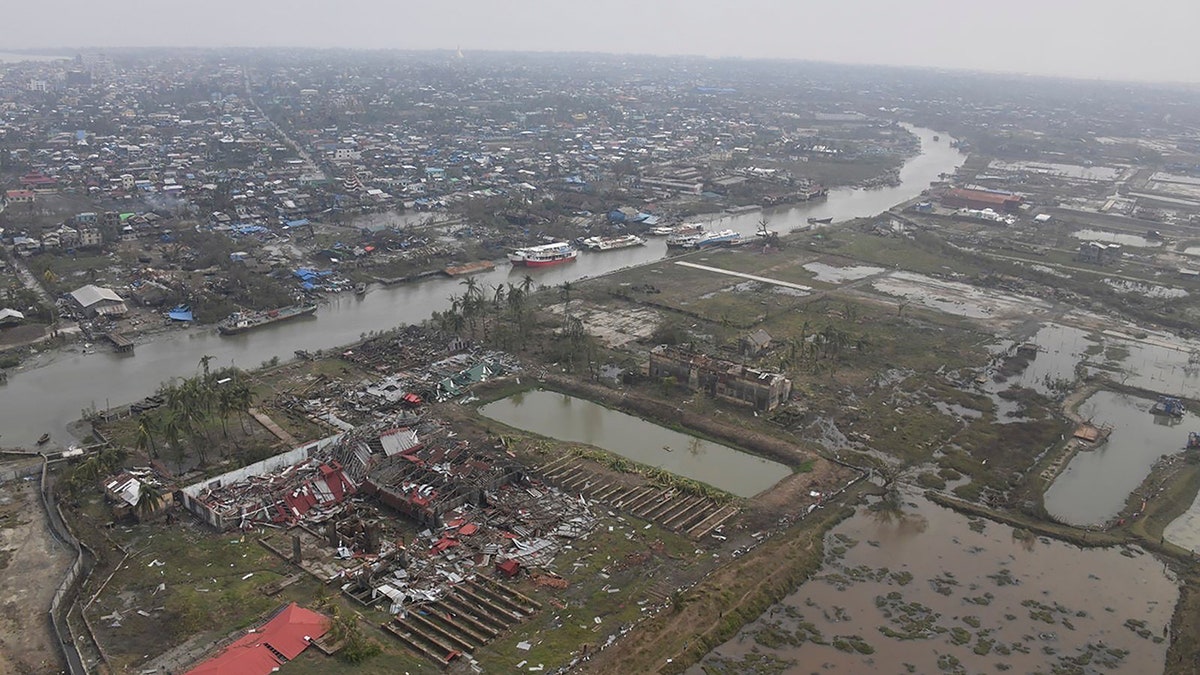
left=0, top=479, right=70, bottom=674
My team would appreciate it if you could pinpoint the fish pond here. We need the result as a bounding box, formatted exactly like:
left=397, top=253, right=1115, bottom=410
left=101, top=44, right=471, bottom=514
left=690, top=493, right=1177, bottom=674
left=1044, top=390, right=1194, bottom=527
left=477, top=390, right=791, bottom=497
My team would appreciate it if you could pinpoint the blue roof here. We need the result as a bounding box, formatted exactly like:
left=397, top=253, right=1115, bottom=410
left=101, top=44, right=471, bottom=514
left=167, top=305, right=193, bottom=322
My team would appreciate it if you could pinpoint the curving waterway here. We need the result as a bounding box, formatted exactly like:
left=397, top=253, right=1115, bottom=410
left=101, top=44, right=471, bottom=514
left=0, top=126, right=963, bottom=446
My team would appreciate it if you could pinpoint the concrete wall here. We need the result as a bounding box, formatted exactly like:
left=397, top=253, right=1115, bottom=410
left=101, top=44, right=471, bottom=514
left=181, top=432, right=344, bottom=530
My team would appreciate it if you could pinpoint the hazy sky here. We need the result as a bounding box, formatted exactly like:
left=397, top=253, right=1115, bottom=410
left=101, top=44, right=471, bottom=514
left=7, top=0, right=1199, bottom=83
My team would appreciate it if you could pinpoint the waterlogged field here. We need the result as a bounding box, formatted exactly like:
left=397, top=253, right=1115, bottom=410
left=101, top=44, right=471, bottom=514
left=690, top=494, right=1176, bottom=674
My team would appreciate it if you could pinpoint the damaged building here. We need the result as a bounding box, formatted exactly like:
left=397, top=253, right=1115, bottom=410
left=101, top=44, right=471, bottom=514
left=649, top=344, right=792, bottom=411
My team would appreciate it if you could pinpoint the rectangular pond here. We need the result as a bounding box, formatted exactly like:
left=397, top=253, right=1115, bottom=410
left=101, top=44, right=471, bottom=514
left=477, top=390, right=791, bottom=497
left=1043, top=390, right=1192, bottom=526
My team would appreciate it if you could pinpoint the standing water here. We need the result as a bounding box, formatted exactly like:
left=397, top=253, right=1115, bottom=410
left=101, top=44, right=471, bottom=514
left=689, top=493, right=1177, bottom=674
left=477, top=390, right=790, bottom=497
left=1044, top=390, right=1192, bottom=526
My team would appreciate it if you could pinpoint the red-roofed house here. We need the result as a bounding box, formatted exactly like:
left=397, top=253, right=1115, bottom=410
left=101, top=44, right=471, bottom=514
left=184, top=603, right=330, bottom=675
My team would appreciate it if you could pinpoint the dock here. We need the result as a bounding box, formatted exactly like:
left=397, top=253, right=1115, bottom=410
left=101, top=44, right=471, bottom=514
left=104, top=332, right=134, bottom=353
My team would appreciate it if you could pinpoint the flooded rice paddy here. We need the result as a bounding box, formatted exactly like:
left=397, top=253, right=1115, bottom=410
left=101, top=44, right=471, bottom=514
left=477, top=390, right=791, bottom=497
left=1044, top=390, right=1193, bottom=527
left=690, top=494, right=1176, bottom=675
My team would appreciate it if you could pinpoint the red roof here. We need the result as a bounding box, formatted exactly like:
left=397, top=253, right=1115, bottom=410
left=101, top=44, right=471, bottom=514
left=184, top=603, right=330, bottom=675
left=945, top=188, right=1020, bottom=205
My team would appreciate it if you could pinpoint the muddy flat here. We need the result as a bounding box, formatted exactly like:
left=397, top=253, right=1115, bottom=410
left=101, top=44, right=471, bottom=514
left=0, top=478, right=70, bottom=674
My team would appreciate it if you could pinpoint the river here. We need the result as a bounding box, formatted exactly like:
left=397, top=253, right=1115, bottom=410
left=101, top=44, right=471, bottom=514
left=0, top=126, right=963, bottom=446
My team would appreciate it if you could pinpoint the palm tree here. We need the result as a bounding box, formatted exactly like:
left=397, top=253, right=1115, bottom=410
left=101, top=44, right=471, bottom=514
left=135, top=416, right=160, bottom=459
left=559, top=281, right=574, bottom=325
left=133, top=481, right=165, bottom=522
left=521, top=274, right=535, bottom=296
left=491, top=284, right=506, bottom=310
left=459, top=276, right=483, bottom=303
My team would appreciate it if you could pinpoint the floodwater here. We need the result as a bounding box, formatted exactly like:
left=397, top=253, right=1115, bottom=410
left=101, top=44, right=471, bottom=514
left=870, top=271, right=1050, bottom=320
left=1072, top=229, right=1161, bottom=248
left=0, top=126, right=964, bottom=446
left=802, top=262, right=885, bottom=285
left=477, top=390, right=790, bottom=497
left=989, top=160, right=1122, bottom=182
left=689, top=493, right=1177, bottom=675
left=1044, top=390, right=1192, bottom=527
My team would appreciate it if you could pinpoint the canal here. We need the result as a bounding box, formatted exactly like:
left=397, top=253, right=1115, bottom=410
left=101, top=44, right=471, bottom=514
left=477, top=390, right=791, bottom=497
left=0, top=126, right=964, bottom=446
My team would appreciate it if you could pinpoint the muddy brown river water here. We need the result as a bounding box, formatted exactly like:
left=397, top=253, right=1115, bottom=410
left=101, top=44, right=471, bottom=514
left=689, top=494, right=1176, bottom=674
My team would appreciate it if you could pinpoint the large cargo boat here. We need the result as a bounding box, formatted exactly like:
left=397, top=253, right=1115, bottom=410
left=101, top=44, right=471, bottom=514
left=217, top=304, right=318, bottom=335
left=581, top=234, right=646, bottom=251
left=508, top=242, right=578, bottom=267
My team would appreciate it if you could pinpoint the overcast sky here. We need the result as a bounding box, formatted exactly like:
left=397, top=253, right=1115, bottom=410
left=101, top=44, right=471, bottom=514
left=7, top=0, right=1198, bottom=83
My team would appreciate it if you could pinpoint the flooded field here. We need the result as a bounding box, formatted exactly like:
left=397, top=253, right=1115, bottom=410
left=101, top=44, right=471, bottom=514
left=989, top=160, right=1123, bottom=182
left=690, top=494, right=1177, bottom=675
left=870, top=271, right=1051, bottom=321
left=802, top=262, right=885, bottom=284
left=1044, top=390, right=1193, bottom=526
left=477, top=390, right=791, bottom=497
left=1071, top=229, right=1161, bottom=248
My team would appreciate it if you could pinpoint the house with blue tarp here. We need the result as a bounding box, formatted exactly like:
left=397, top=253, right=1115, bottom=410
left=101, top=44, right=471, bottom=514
left=167, top=305, right=194, bottom=322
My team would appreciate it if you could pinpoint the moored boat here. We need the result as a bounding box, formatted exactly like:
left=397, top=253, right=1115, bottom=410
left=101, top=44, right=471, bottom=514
left=693, top=229, right=742, bottom=248
left=582, top=234, right=646, bottom=251
left=666, top=231, right=703, bottom=249
left=508, top=242, right=578, bottom=267
left=37, top=433, right=50, bottom=445
left=808, top=216, right=833, bottom=224
left=217, top=304, right=319, bottom=336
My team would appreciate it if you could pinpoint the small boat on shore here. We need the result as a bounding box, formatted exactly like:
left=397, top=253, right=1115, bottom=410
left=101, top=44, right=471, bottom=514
left=808, top=217, right=833, bottom=225
left=37, top=433, right=50, bottom=445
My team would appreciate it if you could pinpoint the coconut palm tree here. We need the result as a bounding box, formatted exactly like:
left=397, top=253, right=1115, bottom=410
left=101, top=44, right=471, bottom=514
left=133, top=481, right=165, bottom=522
left=135, top=416, right=160, bottom=459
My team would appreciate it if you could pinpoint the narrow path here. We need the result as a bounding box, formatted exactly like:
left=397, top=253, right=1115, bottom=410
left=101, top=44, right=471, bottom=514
left=247, top=407, right=296, bottom=445
left=672, top=261, right=814, bottom=292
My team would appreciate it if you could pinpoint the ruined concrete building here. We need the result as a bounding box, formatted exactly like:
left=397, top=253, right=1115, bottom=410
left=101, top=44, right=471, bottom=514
left=648, top=344, right=792, bottom=411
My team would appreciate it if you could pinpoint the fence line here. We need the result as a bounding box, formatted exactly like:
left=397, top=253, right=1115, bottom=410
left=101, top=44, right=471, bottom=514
left=39, top=455, right=96, bottom=675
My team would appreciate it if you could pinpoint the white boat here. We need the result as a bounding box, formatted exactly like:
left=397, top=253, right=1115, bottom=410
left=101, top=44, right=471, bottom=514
left=693, top=229, right=742, bottom=248
left=508, top=242, right=578, bottom=267
left=666, top=231, right=703, bottom=249
left=650, top=223, right=704, bottom=237
left=582, top=234, right=646, bottom=251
